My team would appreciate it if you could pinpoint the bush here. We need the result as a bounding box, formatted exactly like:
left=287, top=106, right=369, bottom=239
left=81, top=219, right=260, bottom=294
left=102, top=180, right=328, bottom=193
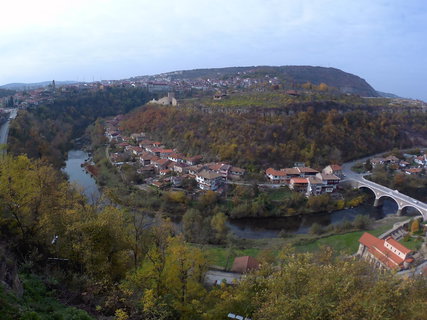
left=334, top=220, right=354, bottom=232
left=352, top=215, right=372, bottom=230
left=309, top=223, right=324, bottom=235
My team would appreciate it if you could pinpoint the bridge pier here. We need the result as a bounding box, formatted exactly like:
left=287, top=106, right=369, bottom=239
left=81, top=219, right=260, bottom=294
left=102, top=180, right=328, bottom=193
left=373, top=197, right=383, bottom=208
left=396, top=208, right=402, bottom=216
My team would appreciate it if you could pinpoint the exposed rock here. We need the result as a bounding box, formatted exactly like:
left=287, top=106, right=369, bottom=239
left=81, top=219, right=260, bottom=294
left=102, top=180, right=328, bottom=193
left=0, top=244, right=23, bottom=298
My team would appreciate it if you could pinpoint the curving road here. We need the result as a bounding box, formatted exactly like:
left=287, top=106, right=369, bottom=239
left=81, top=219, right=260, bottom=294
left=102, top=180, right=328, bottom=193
left=0, top=108, right=18, bottom=152
left=342, top=154, right=427, bottom=220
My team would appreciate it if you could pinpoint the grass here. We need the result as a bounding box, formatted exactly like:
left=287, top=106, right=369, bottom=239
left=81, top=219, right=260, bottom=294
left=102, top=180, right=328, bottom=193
left=205, top=246, right=261, bottom=269
left=351, top=162, right=366, bottom=174
left=293, top=220, right=406, bottom=254
left=0, top=274, right=93, bottom=320
left=400, top=236, right=423, bottom=251
left=268, top=187, right=293, bottom=201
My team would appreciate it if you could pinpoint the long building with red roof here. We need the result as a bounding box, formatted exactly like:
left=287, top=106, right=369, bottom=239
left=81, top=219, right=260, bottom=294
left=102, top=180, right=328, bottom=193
left=357, top=232, right=414, bottom=271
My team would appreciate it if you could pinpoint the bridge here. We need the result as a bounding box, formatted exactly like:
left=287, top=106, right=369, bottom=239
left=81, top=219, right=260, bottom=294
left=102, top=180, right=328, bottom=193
left=342, top=159, right=427, bottom=221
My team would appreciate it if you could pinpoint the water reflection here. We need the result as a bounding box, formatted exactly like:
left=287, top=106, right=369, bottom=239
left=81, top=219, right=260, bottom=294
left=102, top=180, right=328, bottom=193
left=227, top=199, right=398, bottom=239
left=63, top=150, right=100, bottom=204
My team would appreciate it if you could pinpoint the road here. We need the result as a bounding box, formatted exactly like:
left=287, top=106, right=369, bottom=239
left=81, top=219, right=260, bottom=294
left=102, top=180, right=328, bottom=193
left=0, top=108, right=18, bottom=151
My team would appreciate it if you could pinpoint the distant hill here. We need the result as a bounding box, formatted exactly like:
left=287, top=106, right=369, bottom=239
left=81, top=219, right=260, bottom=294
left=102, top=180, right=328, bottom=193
left=0, top=81, right=78, bottom=91
left=376, top=91, right=402, bottom=99
left=160, top=65, right=380, bottom=97
left=0, top=88, right=15, bottom=98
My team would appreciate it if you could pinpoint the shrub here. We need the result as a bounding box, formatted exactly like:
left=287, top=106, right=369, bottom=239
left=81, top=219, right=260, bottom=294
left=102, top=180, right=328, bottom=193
left=352, top=215, right=372, bottom=230
left=309, top=223, right=324, bottom=235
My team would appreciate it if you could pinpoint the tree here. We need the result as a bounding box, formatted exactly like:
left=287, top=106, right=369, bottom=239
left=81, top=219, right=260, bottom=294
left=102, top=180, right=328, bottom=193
left=411, top=219, right=420, bottom=234
left=364, top=159, right=373, bottom=172
left=210, top=212, right=228, bottom=243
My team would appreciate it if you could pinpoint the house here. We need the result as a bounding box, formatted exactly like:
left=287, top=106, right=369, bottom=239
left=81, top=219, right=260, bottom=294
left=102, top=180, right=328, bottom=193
left=405, top=168, right=422, bottom=175
left=173, top=162, right=189, bottom=174
left=139, top=140, right=154, bottom=148
left=195, top=170, right=223, bottom=191
left=219, top=164, right=232, bottom=178
left=265, top=168, right=287, bottom=183
left=188, top=164, right=206, bottom=176
left=151, top=180, right=170, bottom=189
left=322, top=164, right=343, bottom=178
left=152, top=158, right=171, bottom=170
left=316, top=173, right=340, bottom=192
left=139, top=153, right=155, bottom=166
left=357, top=232, right=414, bottom=271
left=296, top=167, right=319, bottom=177
left=159, top=169, right=170, bottom=176
left=167, top=153, right=185, bottom=163
left=231, top=256, right=260, bottom=274
left=159, top=149, right=175, bottom=158
left=289, top=177, right=309, bottom=193
left=399, top=161, right=410, bottom=168
left=281, top=167, right=300, bottom=180
left=370, top=158, right=385, bottom=167
left=230, top=166, right=245, bottom=176
left=137, top=165, right=155, bottom=174
left=171, top=176, right=183, bottom=187
left=131, top=146, right=144, bottom=156
left=307, top=177, right=323, bottom=196
left=384, top=155, right=399, bottom=164
left=414, top=155, right=427, bottom=166
left=185, top=155, right=203, bottom=166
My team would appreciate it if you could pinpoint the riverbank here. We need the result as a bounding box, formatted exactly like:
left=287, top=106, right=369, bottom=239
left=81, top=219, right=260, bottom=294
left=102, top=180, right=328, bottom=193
left=78, top=142, right=402, bottom=237
left=206, top=214, right=410, bottom=268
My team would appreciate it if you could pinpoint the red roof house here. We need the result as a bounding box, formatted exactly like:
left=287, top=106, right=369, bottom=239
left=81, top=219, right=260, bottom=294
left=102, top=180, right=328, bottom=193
left=231, top=256, right=260, bottom=274
left=357, top=232, right=413, bottom=270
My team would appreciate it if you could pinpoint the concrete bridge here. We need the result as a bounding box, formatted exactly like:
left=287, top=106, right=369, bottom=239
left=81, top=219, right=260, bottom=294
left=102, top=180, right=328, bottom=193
left=342, top=158, right=427, bottom=221
left=350, top=178, right=427, bottom=219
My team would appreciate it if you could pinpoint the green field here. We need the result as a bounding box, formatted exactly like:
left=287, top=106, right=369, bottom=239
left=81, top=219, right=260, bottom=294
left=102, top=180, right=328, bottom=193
left=399, top=236, right=423, bottom=251
left=293, top=225, right=392, bottom=254
left=205, top=217, right=410, bottom=268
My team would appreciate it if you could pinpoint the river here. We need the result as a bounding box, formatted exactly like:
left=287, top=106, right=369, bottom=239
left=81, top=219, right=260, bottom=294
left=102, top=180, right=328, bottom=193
left=63, top=150, right=101, bottom=204
left=63, top=149, right=402, bottom=238
left=227, top=200, right=398, bottom=239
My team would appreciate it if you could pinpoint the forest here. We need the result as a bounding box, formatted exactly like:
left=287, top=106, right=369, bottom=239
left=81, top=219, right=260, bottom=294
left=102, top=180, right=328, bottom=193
left=121, top=101, right=427, bottom=170
left=7, top=87, right=153, bottom=167
left=0, top=154, right=426, bottom=319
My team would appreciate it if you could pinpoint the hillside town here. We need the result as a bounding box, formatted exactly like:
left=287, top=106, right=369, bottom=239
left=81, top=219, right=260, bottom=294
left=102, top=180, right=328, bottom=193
left=103, top=112, right=348, bottom=196
left=369, top=153, right=427, bottom=174
left=104, top=113, right=246, bottom=191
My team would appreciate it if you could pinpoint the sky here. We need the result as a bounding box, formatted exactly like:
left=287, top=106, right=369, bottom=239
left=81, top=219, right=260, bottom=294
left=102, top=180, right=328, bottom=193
left=1, top=0, right=426, bottom=100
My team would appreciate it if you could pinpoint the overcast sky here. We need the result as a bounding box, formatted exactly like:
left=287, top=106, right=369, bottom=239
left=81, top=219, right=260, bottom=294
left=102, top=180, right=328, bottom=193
left=1, top=0, right=426, bottom=100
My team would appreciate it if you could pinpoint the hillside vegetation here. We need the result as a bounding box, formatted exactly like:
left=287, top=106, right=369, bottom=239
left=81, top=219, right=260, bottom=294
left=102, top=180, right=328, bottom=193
left=8, top=87, right=153, bottom=167
left=121, top=97, right=427, bottom=169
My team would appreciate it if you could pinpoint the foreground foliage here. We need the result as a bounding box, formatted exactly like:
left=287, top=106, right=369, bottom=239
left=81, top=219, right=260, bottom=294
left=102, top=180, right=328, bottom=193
left=204, top=247, right=427, bottom=320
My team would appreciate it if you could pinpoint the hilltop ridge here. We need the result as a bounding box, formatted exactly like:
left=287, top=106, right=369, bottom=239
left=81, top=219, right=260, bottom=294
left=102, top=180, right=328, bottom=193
left=154, top=65, right=379, bottom=97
